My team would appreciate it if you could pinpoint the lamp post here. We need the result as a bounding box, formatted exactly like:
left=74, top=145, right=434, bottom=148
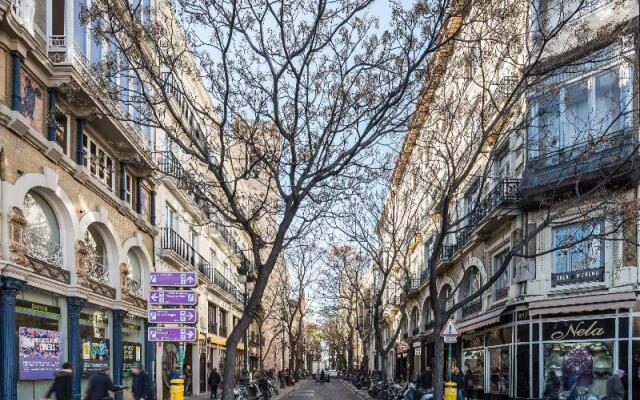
left=237, top=273, right=254, bottom=385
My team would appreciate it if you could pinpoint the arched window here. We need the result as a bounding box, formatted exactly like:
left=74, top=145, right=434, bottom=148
left=127, top=250, right=144, bottom=297
left=422, top=298, right=432, bottom=329
left=23, top=191, right=62, bottom=267
left=459, top=266, right=482, bottom=319
left=439, top=284, right=453, bottom=312
left=85, top=225, right=110, bottom=285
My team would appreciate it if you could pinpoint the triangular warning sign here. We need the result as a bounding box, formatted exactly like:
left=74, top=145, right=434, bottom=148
left=440, top=319, right=460, bottom=337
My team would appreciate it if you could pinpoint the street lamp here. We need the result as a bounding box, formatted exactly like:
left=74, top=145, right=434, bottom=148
left=239, top=274, right=254, bottom=385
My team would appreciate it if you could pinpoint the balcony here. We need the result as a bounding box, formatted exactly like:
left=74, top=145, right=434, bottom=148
left=219, top=325, right=228, bottom=337
left=469, top=179, right=521, bottom=227
left=214, top=270, right=244, bottom=304
left=157, top=151, right=187, bottom=184
left=160, top=227, right=211, bottom=274
left=521, top=129, right=637, bottom=200
left=551, top=266, right=605, bottom=287
left=23, top=228, right=63, bottom=269
left=438, top=245, right=457, bottom=261
left=87, top=259, right=110, bottom=286
left=208, top=323, right=219, bottom=336
left=126, top=277, right=144, bottom=298
left=456, top=225, right=473, bottom=250
left=461, top=298, right=483, bottom=320
left=494, top=286, right=509, bottom=302
left=406, top=276, right=421, bottom=292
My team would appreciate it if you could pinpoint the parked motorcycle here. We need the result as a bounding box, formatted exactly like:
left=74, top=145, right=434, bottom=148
left=401, top=383, right=433, bottom=400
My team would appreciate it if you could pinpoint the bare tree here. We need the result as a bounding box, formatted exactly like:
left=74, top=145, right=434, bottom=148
left=79, top=0, right=460, bottom=396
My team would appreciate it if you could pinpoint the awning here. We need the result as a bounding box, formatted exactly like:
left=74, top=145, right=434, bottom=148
left=458, top=307, right=506, bottom=333
left=210, top=336, right=226, bottom=346
left=528, top=292, right=638, bottom=316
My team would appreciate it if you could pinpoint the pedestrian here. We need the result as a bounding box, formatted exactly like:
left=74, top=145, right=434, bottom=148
left=542, top=371, right=560, bottom=400
left=184, top=364, right=193, bottom=396
left=418, top=366, right=433, bottom=389
left=278, top=369, right=283, bottom=387
left=464, top=369, right=476, bottom=400
left=320, top=369, right=325, bottom=385
left=44, top=362, right=72, bottom=400
left=131, top=362, right=154, bottom=400
left=85, top=366, right=118, bottom=400
left=451, top=366, right=465, bottom=400
left=606, top=369, right=625, bottom=400
left=209, top=367, right=222, bottom=400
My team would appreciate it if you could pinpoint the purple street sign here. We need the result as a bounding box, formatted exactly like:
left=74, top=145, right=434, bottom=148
left=149, top=290, right=197, bottom=305
left=148, top=327, right=197, bottom=342
left=148, top=309, right=197, bottom=324
left=149, top=272, right=197, bottom=287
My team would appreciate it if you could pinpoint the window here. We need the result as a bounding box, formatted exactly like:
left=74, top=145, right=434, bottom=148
left=82, top=134, right=115, bottom=191
left=23, top=191, right=62, bottom=267
left=528, top=48, right=632, bottom=161
left=552, top=221, right=604, bottom=273
left=54, top=110, right=68, bottom=153
left=73, top=0, right=87, bottom=55
left=424, top=240, right=433, bottom=272
left=163, top=204, right=177, bottom=230
left=126, top=250, right=143, bottom=297
left=495, top=146, right=510, bottom=179
left=125, top=174, right=132, bottom=205
left=493, top=251, right=510, bottom=300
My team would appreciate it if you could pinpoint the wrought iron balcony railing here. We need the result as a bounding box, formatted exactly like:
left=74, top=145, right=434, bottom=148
left=461, top=298, right=483, bottom=319
left=160, top=227, right=212, bottom=274
left=87, top=260, right=110, bottom=286
left=219, top=325, right=228, bottom=337
left=157, top=151, right=187, bottom=183
left=126, top=277, right=144, bottom=298
left=551, top=266, right=605, bottom=287
left=469, top=179, right=521, bottom=226
left=23, top=228, right=63, bottom=268
left=208, top=323, right=219, bottom=335
left=494, top=286, right=509, bottom=301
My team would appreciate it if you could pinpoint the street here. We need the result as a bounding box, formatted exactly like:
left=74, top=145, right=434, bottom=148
left=283, top=379, right=363, bottom=400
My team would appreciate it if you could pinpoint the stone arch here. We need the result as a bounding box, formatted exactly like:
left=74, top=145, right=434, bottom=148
left=79, top=207, right=122, bottom=289
left=122, top=234, right=152, bottom=299
left=5, top=168, right=79, bottom=279
left=421, top=296, right=432, bottom=328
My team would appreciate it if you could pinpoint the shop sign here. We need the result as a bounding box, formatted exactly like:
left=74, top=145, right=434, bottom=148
left=18, top=327, right=62, bottom=380
left=415, top=347, right=422, bottom=356
left=148, top=308, right=197, bottom=324
left=149, top=272, right=197, bottom=287
left=517, top=310, right=529, bottom=321
left=149, top=290, right=197, bottom=305
left=463, top=335, right=484, bottom=349
left=81, top=337, right=110, bottom=378
left=543, top=318, right=615, bottom=341
left=123, top=342, right=142, bottom=378
left=148, top=327, right=197, bottom=342
left=16, top=300, right=60, bottom=316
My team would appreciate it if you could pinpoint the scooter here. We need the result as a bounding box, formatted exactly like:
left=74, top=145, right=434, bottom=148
left=401, top=383, right=433, bottom=400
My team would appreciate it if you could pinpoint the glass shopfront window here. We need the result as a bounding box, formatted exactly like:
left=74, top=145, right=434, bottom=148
left=488, top=347, right=510, bottom=399
left=462, top=349, right=484, bottom=399
left=80, top=307, right=110, bottom=394
left=16, top=294, right=63, bottom=400
left=122, top=318, right=144, bottom=390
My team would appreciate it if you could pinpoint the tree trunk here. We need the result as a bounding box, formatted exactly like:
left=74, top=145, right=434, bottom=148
left=432, top=317, right=445, bottom=400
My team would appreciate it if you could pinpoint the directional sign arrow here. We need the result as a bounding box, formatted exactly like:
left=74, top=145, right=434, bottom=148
left=149, top=272, right=198, bottom=287
left=148, top=308, right=197, bottom=324
left=149, top=290, right=197, bottom=305
left=147, top=327, right=198, bottom=342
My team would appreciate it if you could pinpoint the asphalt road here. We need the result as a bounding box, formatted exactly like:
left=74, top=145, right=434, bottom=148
left=283, top=379, right=364, bottom=400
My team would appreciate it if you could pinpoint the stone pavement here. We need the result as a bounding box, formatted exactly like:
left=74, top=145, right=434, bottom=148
left=186, top=380, right=299, bottom=400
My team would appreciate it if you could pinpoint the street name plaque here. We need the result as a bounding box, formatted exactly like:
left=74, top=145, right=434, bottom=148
left=148, top=327, right=197, bottom=342
left=149, top=272, right=197, bottom=287
left=149, top=290, right=197, bottom=305
left=148, top=309, right=197, bottom=324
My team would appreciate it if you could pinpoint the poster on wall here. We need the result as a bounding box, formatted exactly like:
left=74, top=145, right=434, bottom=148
left=123, top=342, right=142, bottom=378
left=18, top=327, right=62, bottom=380
left=82, top=337, right=111, bottom=378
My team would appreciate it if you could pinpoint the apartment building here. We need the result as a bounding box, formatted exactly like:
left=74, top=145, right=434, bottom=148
left=0, top=1, right=157, bottom=399
left=378, top=1, right=640, bottom=399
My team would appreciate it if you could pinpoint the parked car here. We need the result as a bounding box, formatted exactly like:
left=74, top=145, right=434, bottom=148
left=327, top=370, right=338, bottom=378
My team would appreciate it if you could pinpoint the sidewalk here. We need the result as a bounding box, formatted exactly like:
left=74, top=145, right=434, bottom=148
left=187, top=382, right=299, bottom=400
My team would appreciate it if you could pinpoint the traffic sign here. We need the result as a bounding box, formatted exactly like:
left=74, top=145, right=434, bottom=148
left=149, top=272, right=197, bottom=287
left=148, top=327, right=197, bottom=342
left=444, top=335, right=458, bottom=343
left=440, top=319, right=460, bottom=337
left=149, top=290, right=197, bottom=305
left=148, top=308, right=197, bottom=324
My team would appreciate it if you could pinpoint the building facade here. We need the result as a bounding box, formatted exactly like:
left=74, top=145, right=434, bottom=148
left=377, top=1, right=640, bottom=400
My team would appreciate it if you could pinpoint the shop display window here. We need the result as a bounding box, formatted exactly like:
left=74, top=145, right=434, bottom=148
left=517, top=324, right=530, bottom=343
left=533, top=343, right=540, bottom=398
left=516, top=345, right=529, bottom=398
left=488, top=347, right=510, bottom=397
left=543, top=342, right=613, bottom=400
left=463, top=349, right=484, bottom=398
left=632, top=341, right=639, bottom=400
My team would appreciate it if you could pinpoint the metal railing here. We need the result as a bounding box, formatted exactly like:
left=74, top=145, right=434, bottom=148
left=494, top=286, right=509, bottom=301
left=219, top=325, right=228, bottom=337
left=126, top=277, right=144, bottom=298
left=157, top=151, right=187, bottom=182
left=551, top=266, right=605, bottom=287
left=469, top=179, right=521, bottom=226
left=23, top=228, right=63, bottom=268
left=461, top=298, right=483, bottom=319
left=160, top=227, right=211, bottom=273
left=87, top=259, right=110, bottom=286
left=208, top=323, right=219, bottom=335
left=438, top=245, right=457, bottom=260
left=456, top=225, right=473, bottom=250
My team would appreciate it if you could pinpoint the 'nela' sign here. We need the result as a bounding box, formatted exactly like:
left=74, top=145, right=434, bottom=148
left=542, top=319, right=615, bottom=341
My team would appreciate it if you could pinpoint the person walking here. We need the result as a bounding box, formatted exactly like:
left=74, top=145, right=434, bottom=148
left=320, top=369, right=325, bottom=385
left=209, top=367, right=222, bottom=400
left=451, top=366, right=465, bottom=400
left=44, top=362, right=72, bottom=400
left=464, top=369, right=476, bottom=400
left=542, top=371, right=560, bottom=400
left=85, top=366, right=118, bottom=400
left=131, top=362, right=154, bottom=400
left=418, top=366, right=433, bottom=389
left=606, top=369, right=625, bottom=400
left=184, top=364, right=193, bottom=396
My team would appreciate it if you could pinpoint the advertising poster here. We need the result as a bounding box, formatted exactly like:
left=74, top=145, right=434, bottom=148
left=123, top=341, right=142, bottom=378
left=18, top=327, right=62, bottom=380
left=81, top=337, right=110, bottom=377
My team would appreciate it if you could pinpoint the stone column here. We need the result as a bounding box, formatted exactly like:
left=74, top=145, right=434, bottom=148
left=10, top=52, right=22, bottom=112
left=112, top=309, right=127, bottom=400
left=67, top=296, right=86, bottom=400
left=0, top=276, right=26, bottom=400
left=47, top=88, right=57, bottom=142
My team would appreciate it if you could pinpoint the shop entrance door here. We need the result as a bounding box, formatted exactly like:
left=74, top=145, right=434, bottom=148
left=487, top=346, right=510, bottom=400
left=632, top=341, right=639, bottom=400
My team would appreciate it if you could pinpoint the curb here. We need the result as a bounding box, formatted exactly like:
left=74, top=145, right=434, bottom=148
left=340, top=380, right=369, bottom=400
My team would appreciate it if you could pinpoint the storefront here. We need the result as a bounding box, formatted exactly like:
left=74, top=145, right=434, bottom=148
left=459, top=308, right=639, bottom=400
left=79, top=305, right=111, bottom=393
left=122, top=317, right=145, bottom=390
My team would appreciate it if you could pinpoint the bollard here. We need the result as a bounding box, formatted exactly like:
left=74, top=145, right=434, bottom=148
left=170, top=378, right=184, bottom=400
left=444, top=381, right=457, bottom=400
